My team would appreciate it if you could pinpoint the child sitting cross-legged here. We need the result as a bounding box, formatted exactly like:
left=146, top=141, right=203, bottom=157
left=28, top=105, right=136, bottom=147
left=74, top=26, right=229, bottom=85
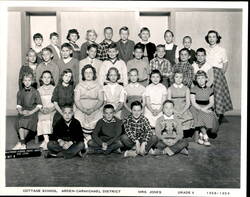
left=121, top=101, right=158, bottom=157
left=87, top=104, right=124, bottom=154
left=150, top=100, right=189, bottom=156
left=44, top=105, right=85, bottom=159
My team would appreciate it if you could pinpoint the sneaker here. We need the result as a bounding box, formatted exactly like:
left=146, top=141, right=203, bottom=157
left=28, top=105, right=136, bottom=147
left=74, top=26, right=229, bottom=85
left=12, top=142, right=22, bottom=150
left=148, top=148, right=155, bottom=155
left=203, top=134, right=211, bottom=146
left=124, top=150, right=137, bottom=157
left=12, top=142, right=26, bottom=150
left=43, top=151, right=57, bottom=159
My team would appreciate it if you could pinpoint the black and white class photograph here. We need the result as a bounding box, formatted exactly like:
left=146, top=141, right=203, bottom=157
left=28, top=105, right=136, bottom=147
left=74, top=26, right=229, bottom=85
left=0, top=1, right=247, bottom=196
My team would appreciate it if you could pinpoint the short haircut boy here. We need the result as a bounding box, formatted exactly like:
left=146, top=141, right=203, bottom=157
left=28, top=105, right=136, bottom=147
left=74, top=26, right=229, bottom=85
left=178, top=48, right=190, bottom=56
left=196, top=48, right=207, bottom=55
left=130, top=100, right=143, bottom=110
left=163, top=99, right=175, bottom=107
left=103, top=104, right=115, bottom=112
left=62, top=104, right=74, bottom=112
left=134, top=43, right=144, bottom=51
left=42, top=47, right=53, bottom=54
left=33, top=33, right=43, bottom=41
left=50, top=32, right=59, bottom=39
left=61, top=43, right=73, bottom=50
left=156, top=44, right=165, bottom=49
left=104, top=27, right=113, bottom=33
left=183, top=35, right=192, bottom=42
left=119, top=26, right=129, bottom=34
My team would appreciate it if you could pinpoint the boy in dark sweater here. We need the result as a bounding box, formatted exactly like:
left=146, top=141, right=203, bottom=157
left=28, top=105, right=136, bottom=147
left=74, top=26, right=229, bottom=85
left=45, top=105, right=85, bottom=159
left=87, top=104, right=123, bottom=154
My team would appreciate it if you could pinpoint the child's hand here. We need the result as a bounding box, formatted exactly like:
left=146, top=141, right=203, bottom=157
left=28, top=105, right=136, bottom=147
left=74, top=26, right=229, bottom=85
left=102, top=142, right=108, bottom=151
left=63, top=141, right=73, bottom=150
left=23, top=110, right=31, bottom=116
left=58, top=139, right=65, bottom=147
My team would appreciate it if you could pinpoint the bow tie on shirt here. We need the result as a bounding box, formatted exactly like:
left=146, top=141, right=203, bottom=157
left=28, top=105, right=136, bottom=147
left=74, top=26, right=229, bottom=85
left=24, top=88, right=31, bottom=92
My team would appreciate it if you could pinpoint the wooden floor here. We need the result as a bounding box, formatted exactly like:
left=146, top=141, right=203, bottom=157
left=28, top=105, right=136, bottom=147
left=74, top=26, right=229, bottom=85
left=5, top=116, right=241, bottom=188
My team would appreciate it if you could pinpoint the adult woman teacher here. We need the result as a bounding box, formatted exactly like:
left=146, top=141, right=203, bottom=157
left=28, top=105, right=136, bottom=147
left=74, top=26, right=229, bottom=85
left=205, top=30, right=233, bottom=124
left=74, top=64, right=104, bottom=146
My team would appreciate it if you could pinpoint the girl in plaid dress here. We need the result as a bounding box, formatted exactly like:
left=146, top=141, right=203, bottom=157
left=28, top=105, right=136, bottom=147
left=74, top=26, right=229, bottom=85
left=190, top=71, right=219, bottom=146
left=205, top=30, right=233, bottom=123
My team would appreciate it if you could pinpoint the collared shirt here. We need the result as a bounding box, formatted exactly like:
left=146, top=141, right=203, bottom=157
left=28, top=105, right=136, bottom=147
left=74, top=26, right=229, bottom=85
left=97, top=40, right=115, bottom=61
left=165, top=43, right=179, bottom=59
left=172, top=62, right=194, bottom=88
left=123, top=115, right=152, bottom=143
left=173, top=83, right=184, bottom=88
left=149, top=57, right=172, bottom=77
left=163, top=114, right=174, bottom=120
left=102, top=117, right=116, bottom=123
left=206, top=44, right=228, bottom=69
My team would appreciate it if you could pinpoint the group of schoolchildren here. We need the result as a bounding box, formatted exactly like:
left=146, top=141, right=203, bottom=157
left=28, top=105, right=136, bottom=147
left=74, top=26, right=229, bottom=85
left=13, top=26, right=233, bottom=159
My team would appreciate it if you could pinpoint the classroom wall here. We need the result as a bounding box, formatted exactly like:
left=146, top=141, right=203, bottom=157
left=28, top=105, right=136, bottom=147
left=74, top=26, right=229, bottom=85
left=6, top=10, right=242, bottom=115
left=174, top=11, right=242, bottom=114
left=7, top=12, right=22, bottom=115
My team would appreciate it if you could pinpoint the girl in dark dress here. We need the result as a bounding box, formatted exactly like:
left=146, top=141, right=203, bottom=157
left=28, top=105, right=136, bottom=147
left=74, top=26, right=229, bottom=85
left=67, top=29, right=81, bottom=60
left=13, top=73, right=42, bottom=150
left=51, top=68, right=75, bottom=127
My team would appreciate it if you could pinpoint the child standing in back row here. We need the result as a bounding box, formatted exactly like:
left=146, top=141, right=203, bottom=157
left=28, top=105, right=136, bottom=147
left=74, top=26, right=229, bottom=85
left=116, top=26, right=135, bottom=63
left=67, top=29, right=81, bottom=60
left=47, top=32, right=61, bottom=63
left=37, top=71, right=55, bottom=150
left=32, top=33, right=44, bottom=64
left=13, top=73, right=42, bottom=150
left=182, top=36, right=196, bottom=64
left=127, top=43, right=150, bottom=87
left=163, top=30, right=179, bottom=65
left=136, top=27, right=156, bottom=62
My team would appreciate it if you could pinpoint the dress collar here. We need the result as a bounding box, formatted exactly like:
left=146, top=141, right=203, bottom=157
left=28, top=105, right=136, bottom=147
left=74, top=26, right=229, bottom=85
left=163, top=114, right=174, bottom=120
left=129, top=83, right=139, bottom=88
left=173, top=83, right=183, bottom=88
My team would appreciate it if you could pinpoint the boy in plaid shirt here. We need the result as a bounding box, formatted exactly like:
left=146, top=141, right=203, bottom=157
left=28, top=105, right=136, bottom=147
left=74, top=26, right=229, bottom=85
left=97, top=27, right=115, bottom=61
left=121, top=101, right=158, bottom=157
left=172, top=48, right=194, bottom=88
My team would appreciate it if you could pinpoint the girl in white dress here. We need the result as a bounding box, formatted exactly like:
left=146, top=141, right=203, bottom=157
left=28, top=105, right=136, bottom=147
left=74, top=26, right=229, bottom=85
left=144, top=69, right=167, bottom=128
left=103, top=67, right=125, bottom=119
left=37, top=70, right=55, bottom=150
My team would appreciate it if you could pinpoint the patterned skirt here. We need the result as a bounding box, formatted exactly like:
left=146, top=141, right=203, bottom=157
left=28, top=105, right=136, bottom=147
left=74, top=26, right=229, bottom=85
left=190, top=106, right=219, bottom=133
left=213, top=67, right=233, bottom=114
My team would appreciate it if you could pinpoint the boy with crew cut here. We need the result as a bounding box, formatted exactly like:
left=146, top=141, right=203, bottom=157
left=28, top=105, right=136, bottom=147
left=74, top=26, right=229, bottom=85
left=97, top=27, right=116, bottom=61
left=116, top=26, right=135, bottom=63
left=88, top=104, right=123, bottom=154
left=47, top=32, right=61, bottom=63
